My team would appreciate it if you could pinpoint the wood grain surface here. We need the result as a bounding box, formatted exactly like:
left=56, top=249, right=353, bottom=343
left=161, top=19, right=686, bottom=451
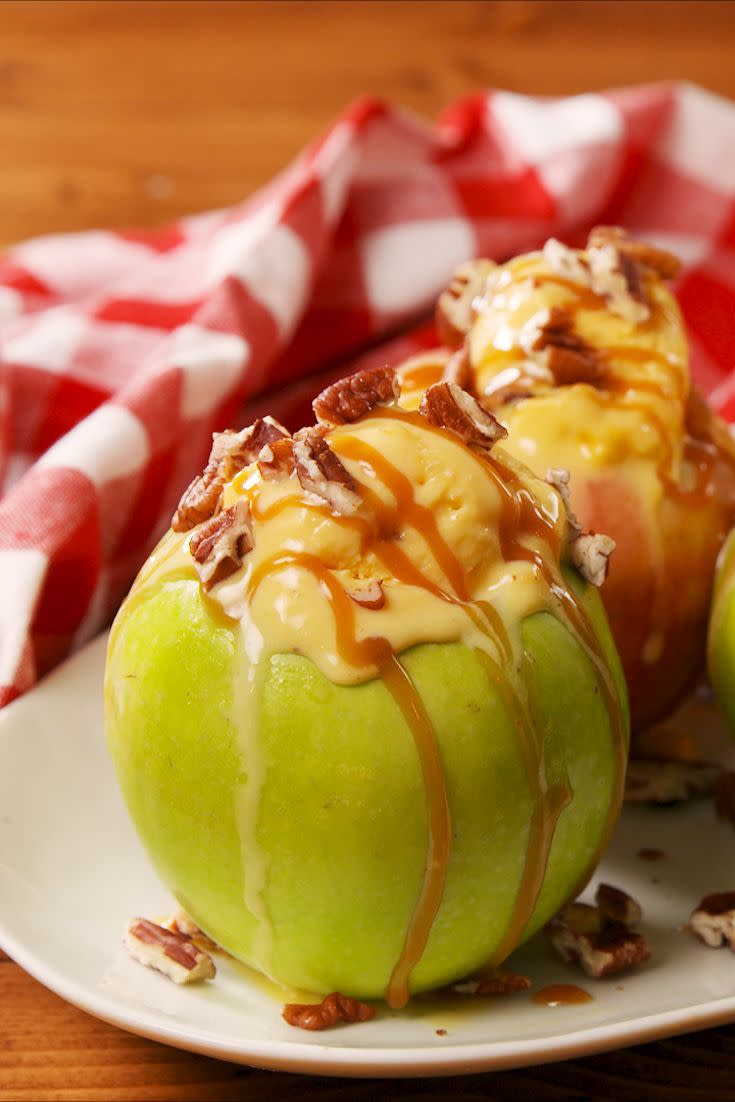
left=2, top=2, right=735, bottom=1099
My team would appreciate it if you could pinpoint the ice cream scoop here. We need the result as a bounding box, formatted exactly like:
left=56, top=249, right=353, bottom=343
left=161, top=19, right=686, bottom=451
left=105, top=369, right=628, bottom=1006
left=423, top=228, right=735, bottom=732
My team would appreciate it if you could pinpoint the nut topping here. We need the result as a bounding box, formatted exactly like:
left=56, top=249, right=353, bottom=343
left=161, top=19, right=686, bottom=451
left=542, top=238, right=591, bottom=285
left=293, top=430, right=362, bottom=515
left=346, top=579, right=385, bottom=610
left=542, top=236, right=650, bottom=324
left=549, top=921, right=651, bottom=979
left=524, top=306, right=605, bottom=387
left=714, top=770, right=735, bottom=828
left=189, top=499, right=253, bottom=590
left=624, top=758, right=721, bottom=805
left=569, top=532, right=615, bottom=588
left=282, top=992, right=375, bottom=1031
left=436, top=259, right=496, bottom=348
left=546, top=467, right=582, bottom=540
left=172, top=417, right=290, bottom=531
left=313, top=366, right=400, bottom=427
left=690, top=892, right=735, bottom=950
left=595, top=883, right=642, bottom=928
left=451, top=971, right=531, bottom=997
left=257, top=436, right=296, bottom=481
left=420, top=381, right=508, bottom=448
left=587, top=226, right=682, bottom=281
left=167, top=907, right=219, bottom=953
left=124, top=917, right=216, bottom=984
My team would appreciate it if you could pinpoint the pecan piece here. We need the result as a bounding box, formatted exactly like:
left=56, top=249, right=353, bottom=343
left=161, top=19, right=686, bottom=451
left=172, top=417, right=289, bottom=532
left=313, top=366, right=400, bottom=427
left=546, top=467, right=582, bottom=540
left=293, top=430, right=362, bottom=515
left=542, top=238, right=591, bottom=284
left=451, top=971, right=531, bottom=997
left=257, top=436, right=296, bottom=481
left=690, top=892, right=735, bottom=950
left=595, top=883, right=642, bottom=928
left=587, top=226, right=681, bottom=281
left=624, top=758, right=721, bottom=805
left=346, top=579, right=385, bottom=610
left=551, top=901, right=603, bottom=937
left=283, top=992, right=375, bottom=1031
left=714, top=770, right=735, bottom=828
left=549, top=921, right=651, bottom=979
left=436, top=259, right=496, bottom=349
left=167, top=907, right=219, bottom=953
left=189, top=499, right=253, bottom=590
left=587, top=241, right=650, bottom=324
left=569, top=531, right=615, bottom=588
left=124, top=917, right=216, bottom=984
left=524, top=306, right=605, bottom=387
left=420, top=381, right=507, bottom=448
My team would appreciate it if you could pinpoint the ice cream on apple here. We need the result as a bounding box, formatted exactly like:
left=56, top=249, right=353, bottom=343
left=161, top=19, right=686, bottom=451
left=105, top=369, right=628, bottom=1007
left=414, top=228, right=735, bottom=731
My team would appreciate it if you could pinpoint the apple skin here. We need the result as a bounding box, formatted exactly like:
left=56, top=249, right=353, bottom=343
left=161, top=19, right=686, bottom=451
left=708, top=529, right=735, bottom=733
left=105, top=572, right=627, bottom=999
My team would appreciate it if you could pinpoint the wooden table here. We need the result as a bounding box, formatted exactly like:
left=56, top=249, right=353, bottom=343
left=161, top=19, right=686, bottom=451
left=2, top=2, right=735, bottom=1098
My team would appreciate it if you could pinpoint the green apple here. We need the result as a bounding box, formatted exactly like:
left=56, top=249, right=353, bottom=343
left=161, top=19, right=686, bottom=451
left=105, top=567, right=628, bottom=1000
left=708, top=529, right=735, bottom=732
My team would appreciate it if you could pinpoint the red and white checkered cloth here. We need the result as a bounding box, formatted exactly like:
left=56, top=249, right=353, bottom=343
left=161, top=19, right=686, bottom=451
left=2, top=82, right=735, bottom=709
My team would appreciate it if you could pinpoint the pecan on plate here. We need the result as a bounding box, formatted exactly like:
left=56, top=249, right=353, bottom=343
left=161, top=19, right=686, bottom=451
left=313, top=365, right=400, bottom=427
left=293, top=429, right=362, bottom=514
left=569, top=531, right=616, bottom=588
left=189, top=499, right=253, bottom=590
left=124, top=917, right=216, bottom=984
left=436, top=259, right=497, bottom=349
left=283, top=992, right=375, bottom=1031
left=690, top=892, right=735, bottom=951
left=595, top=883, right=642, bottom=928
left=420, top=381, right=508, bottom=448
left=624, top=758, right=721, bottom=805
left=451, top=971, right=531, bottom=997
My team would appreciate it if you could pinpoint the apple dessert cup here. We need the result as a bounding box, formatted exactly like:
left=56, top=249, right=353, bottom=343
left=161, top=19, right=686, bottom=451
left=105, top=369, right=628, bottom=1008
left=401, top=228, right=735, bottom=732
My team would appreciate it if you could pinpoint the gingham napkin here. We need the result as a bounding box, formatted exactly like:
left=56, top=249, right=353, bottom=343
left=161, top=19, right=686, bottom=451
left=2, top=82, right=735, bottom=709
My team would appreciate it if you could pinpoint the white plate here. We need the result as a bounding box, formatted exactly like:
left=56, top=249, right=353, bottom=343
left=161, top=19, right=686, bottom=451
left=1, top=637, right=735, bottom=1078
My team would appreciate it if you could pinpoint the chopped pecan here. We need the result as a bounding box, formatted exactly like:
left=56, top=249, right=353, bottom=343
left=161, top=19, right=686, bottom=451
left=436, top=259, right=496, bottom=348
left=346, top=579, right=385, bottom=610
left=257, top=436, right=296, bottom=481
left=124, top=917, right=216, bottom=984
left=546, top=467, right=582, bottom=540
left=595, top=883, right=642, bottom=928
left=587, top=226, right=681, bottom=281
left=451, top=971, right=531, bottom=997
left=587, top=241, right=650, bottom=324
left=690, top=892, right=735, bottom=950
left=172, top=454, right=225, bottom=533
left=420, top=381, right=508, bottom=448
left=624, top=758, right=721, bottom=805
left=218, top=417, right=290, bottom=482
left=549, top=920, right=650, bottom=979
left=189, top=499, right=253, bottom=590
left=293, top=429, right=362, bottom=515
left=172, top=418, right=289, bottom=531
left=313, top=365, right=400, bottom=427
left=542, top=238, right=591, bottom=283
left=441, top=345, right=472, bottom=389
left=167, top=907, right=219, bottom=953
left=715, top=770, right=735, bottom=828
left=282, top=992, right=375, bottom=1031
left=524, top=306, right=605, bottom=387
left=550, top=901, right=603, bottom=937
left=569, top=532, right=615, bottom=588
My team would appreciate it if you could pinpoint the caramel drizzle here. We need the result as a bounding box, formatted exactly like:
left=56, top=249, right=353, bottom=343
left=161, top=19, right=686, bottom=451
left=246, top=550, right=452, bottom=1011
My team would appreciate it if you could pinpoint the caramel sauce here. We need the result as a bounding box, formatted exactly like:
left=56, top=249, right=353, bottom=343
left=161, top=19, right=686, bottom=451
left=532, top=983, right=593, bottom=1007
